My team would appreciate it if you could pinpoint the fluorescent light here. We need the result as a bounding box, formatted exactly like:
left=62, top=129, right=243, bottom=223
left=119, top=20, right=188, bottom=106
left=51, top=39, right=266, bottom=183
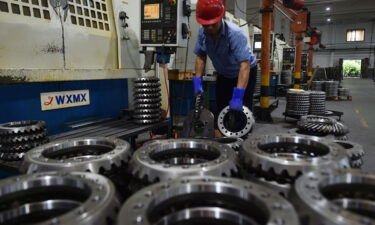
left=327, top=18, right=331, bottom=22
left=326, top=7, right=331, bottom=11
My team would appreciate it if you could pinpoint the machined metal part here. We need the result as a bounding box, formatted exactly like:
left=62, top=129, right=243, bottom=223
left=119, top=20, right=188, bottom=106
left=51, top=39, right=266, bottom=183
left=338, top=88, right=350, bottom=97
left=286, top=90, right=311, bottom=116
left=218, top=106, right=254, bottom=138
left=134, top=88, right=161, bottom=94
left=213, top=137, right=244, bottom=152
left=134, top=93, right=161, bottom=99
left=240, top=133, right=350, bottom=187
left=133, top=113, right=161, bottom=120
left=0, top=139, right=49, bottom=153
left=21, top=137, right=132, bottom=174
left=133, top=118, right=162, bottom=124
left=0, top=172, right=118, bottom=225
left=182, top=108, right=215, bottom=138
left=0, top=120, right=46, bottom=135
left=118, top=176, right=300, bottom=225
left=129, top=139, right=238, bottom=183
left=134, top=77, right=160, bottom=83
left=333, top=140, right=365, bottom=169
left=134, top=103, right=162, bottom=109
left=309, top=91, right=326, bottom=115
left=134, top=82, right=161, bottom=88
left=292, top=169, right=375, bottom=225
left=298, top=115, right=349, bottom=136
left=245, top=174, right=292, bottom=198
left=0, top=152, right=25, bottom=161
left=134, top=108, right=161, bottom=115
left=0, top=130, right=47, bottom=144
left=312, top=81, right=325, bottom=91
left=324, top=81, right=339, bottom=97
left=134, top=98, right=161, bottom=104
left=287, top=128, right=347, bottom=141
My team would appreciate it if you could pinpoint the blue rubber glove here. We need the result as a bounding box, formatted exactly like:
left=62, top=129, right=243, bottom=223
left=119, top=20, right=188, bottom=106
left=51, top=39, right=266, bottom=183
left=229, top=88, right=245, bottom=111
left=193, top=76, right=204, bottom=96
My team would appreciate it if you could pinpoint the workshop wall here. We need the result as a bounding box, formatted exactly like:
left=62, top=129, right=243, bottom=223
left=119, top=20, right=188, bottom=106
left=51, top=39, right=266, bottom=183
left=0, top=79, right=128, bottom=135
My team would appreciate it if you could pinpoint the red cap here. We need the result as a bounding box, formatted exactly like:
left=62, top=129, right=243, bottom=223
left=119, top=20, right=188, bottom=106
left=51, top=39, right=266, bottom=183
left=196, top=0, right=225, bottom=25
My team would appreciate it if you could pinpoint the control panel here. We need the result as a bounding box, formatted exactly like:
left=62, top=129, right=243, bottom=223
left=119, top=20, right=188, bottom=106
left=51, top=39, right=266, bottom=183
left=140, top=0, right=190, bottom=47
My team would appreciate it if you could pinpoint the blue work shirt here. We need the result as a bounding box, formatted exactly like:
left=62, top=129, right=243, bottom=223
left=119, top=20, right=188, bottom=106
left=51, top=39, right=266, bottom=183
left=194, top=20, right=257, bottom=78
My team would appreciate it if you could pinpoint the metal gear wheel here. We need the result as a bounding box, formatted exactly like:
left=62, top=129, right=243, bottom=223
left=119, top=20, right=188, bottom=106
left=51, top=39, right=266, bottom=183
left=217, top=106, right=255, bottom=138
left=134, top=98, right=161, bottom=104
left=286, top=89, right=311, bottom=116
left=298, top=115, right=349, bottom=136
left=0, top=120, right=46, bottom=135
left=287, top=128, right=347, bottom=141
left=240, top=133, right=349, bottom=193
left=134, top=77, right=160, bottom=83
left=21, top=137, right=132, bottom=174
left=134, top=82, right=161, bottom=88
left=292, top=169, right=375, bottom=225
left=133, top=118, right=162, bottom=124
left=213, top=137, right=244, bottom=152
left=134, top=103, right=162, bottom=109
left=0, top=172, right=119, bottom=225
left=118, top=176, right=300, bottom=225
left=134, top=93, right=161, bottom=99
left=333, top=140, right=365, bottom=169
left=134, top=87, right=161, bottom=94
left=133, top=113, right=161, bottom=120
left=129, top=139, right=238, bottom=183
left=134, top=108, right=161, bottom=115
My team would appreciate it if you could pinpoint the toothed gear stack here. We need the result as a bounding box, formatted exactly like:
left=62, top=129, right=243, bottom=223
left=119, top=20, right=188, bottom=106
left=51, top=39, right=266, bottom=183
left=133, top=77, right=162, bottom=124
left=292, top=169, right=375, bottom=225
left=287, top=128, right=348, bottom=141
left=0, top=120, right=49, bottom=161
left=333, top=140, right=365, bottom=169
left=0, top=172, right=119, bottom=225
left=285, top=89, right=310, bottom=116
left=324, top=80, right=339, bottom=97
left=129, top=139, right=238, bottom=183
left=312, top=81, right=324, bottom=91
left=240, top=133, right=349, bottom=195
left=118, top=176, right=300, bottom=225
left=213, top=137, right=244, bottom=152
left=254, top=70, right=261, bottom=96
left=338, top=88, right=350, bottom=97
left=298, top=115, right=349, bottom=136
left=21, top=137, right=132, bottom=174
left=309, top=91, right=326, bottom=115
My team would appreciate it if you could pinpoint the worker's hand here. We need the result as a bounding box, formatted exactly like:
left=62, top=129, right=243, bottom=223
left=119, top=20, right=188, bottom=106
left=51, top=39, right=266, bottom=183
left=193, top=76, right=204, bottom=96
left=229, top=88, right=245, bottom=111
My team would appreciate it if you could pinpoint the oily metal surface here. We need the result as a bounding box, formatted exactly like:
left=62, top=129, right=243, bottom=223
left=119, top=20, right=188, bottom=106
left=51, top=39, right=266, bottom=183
left=21, top=137, right=131, bottom=174
left=0, top=172, right=118, bottom=225
left=129, top=139, right=238, bottom=183
left=213, top=137, right=244, bottom=152
left=118, top=176, right=300, bottom=225
left=292, top=169, right=375, bottom=225
left=218, top=106, right=254, bottom=138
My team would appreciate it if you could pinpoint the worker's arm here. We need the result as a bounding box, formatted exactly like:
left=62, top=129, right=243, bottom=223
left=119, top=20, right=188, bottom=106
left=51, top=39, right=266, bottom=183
left=236, top=61, right=251, bottom=88
left=195, top=55, right=206, bottom=77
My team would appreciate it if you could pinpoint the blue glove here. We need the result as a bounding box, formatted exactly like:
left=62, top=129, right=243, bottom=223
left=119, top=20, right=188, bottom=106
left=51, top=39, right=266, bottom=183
left=193, top=76, right=204, bottom=96
left=229, top=88, right=245, bottom=111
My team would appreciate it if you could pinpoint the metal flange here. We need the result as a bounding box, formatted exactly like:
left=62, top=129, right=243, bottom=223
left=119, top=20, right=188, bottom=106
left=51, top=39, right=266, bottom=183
left=129, top=139, right=238, bottom=183
left=217, top=106, right=254, bottom=138
left=118, top=176, right=300, bottom=225
left=21, top=137, right=132, bottom=174
left=292, top=169, right=375, bottom=225
left=0, top=172, right=118, bottom=225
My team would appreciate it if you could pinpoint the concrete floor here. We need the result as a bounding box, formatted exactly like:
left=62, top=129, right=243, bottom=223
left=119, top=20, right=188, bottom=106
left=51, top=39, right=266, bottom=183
left=251, top=78, right=375, bottom=172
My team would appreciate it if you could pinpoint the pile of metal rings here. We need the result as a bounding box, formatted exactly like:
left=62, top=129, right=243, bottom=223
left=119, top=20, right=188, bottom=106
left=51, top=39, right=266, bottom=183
left=325, top=80, right=340, bottom=97
left=311, top=81, right=324, bottom=91
left=285, top=89, right=310, bottom=116
left=133, top=77, right=162, bottom=124
left=338, top=88, right=350, bottom=97
left=0, top=120, right=49, bottom=161
left=309, top=91, right=326, bottom=115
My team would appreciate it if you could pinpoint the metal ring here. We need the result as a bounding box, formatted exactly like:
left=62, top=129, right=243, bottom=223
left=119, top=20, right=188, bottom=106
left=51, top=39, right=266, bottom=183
left=217, top=106, right=254, bottom=138
left=21, top=137, right=132, bottom=174
left=134, top=98, right=161, bottom=104
left=0, top=172, right=118, bottom=225
left=134, top=93, right=161, bottom=99
left=293, top=169, right=375, bottom=225
left=134, top=82, right=161, bottom=88
left=135, top=103, right=161, bottom=109
left=133, top=113, right=161, bottom=120
left=129, top=139, right=238, bottom=183
left=118, top=176, right=300, bottom=225
left=240, top=133, right=349, bottom=190
left=0, top=120, right=46, bottom=135
left=134, top=77, right=160, bottom=83
left=213, top=137, right=244, bottom=152
left=133, top=118, right=162, bottom=124
left=134, top=109, right=161, bottom=115
left=134, top=88, right=161, bottom=94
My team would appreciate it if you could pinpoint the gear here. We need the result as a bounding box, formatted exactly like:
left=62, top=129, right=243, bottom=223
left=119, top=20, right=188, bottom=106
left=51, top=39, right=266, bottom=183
left=134, top=98, right=161, bottom=104
left=292, top=169, right=375, bottom=225
left=118, top=176, right=300, bottom=225
left=0, top=172, right=118, bottom=225
left=217, top=106, right=254, bottom=138
left=0, top=130, right=48, bottom=144
left=298, top=115, right=349, bottom=136
left=134, top=77, right=160, bottom=83
left=0, top=120, right=46, bottom=135
left=134, top=82, right=161, bottom=88
left=134, top=103, right=162, bottom=109
left=333, top=140, right=365, bottom=169
left=213, top=137, right=243, bottom=152
left=134, top=108, right=160, bottom=115
left=21, top=137, right=132, bottom=174
left=240, top=133, right=350, bottom=190
left=134, top=88, right=161, bottom=94
left=129, top=139, right=238, bottom=183
left=133, top=113, right=161, bottom=120
left=133, top=118, right=162, bottom=124
left=287, top=128, right=347, bottom=141
left=134, top=93, right=161, bottom=99
left=0, top=152, right=25, bottom=161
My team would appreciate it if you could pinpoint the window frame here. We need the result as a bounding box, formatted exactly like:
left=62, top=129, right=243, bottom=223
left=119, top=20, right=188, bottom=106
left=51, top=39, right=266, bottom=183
left=346, top=29, right=365, bottom=42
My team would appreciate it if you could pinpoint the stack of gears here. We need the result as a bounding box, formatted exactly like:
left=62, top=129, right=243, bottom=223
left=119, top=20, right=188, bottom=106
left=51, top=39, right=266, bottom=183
left=281, top=70, right=293, bottom=86
left=297, top=115, right=349, bottom=140
left=254, top=70, right=261, bottom=96
left=0, top=120, right=49, bottom=161
left=285, top=89, right=310, bottom=116
left=324, top=80, right=339, bottom=97
left=309, top=91, right=326, bottom=115
left=338, top=88, right=350, bottom=97
left=311, top=81, right=324, bottom=91
left=133, top=77, right=162, bottom=124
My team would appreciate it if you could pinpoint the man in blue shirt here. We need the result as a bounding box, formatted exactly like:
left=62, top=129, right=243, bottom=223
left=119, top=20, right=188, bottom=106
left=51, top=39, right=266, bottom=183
left=193, top=0, right=257, bottom=136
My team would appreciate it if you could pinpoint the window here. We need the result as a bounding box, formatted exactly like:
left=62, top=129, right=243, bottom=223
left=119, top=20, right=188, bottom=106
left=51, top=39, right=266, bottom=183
left=347, top=29, right=365, bottom=42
